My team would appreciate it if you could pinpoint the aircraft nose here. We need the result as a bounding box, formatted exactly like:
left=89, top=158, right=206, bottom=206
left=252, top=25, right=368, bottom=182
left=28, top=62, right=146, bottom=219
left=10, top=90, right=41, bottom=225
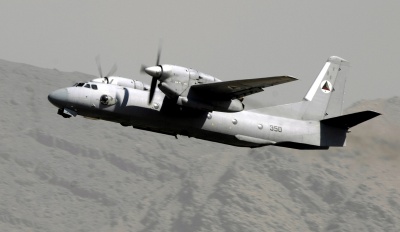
left=48, top=89, right=68, bottom=107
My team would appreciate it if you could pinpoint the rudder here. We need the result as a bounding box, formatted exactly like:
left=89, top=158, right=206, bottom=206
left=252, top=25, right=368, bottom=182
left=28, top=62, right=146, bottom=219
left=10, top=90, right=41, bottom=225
left=301, top=56, right=350, bottom=120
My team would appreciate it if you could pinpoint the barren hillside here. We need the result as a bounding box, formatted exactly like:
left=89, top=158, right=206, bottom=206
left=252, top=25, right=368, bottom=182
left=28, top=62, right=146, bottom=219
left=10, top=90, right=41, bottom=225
left=0, top=59, right=399, bottom=232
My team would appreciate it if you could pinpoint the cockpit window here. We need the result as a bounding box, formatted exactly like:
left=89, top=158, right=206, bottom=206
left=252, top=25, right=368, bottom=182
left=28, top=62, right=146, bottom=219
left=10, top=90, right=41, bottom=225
left=74, top=83, right=97, bottom=89
left=73, top=83, right=78, bottom=87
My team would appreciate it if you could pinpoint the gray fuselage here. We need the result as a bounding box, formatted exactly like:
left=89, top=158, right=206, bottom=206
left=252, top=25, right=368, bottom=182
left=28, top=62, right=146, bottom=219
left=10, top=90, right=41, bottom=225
left=50, top=82, right=336, bottom=149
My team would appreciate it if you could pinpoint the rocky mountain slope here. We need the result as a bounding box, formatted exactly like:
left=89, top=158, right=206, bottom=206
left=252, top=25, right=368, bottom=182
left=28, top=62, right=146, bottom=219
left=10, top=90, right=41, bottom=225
left=0, top=59, right=399, bottom=231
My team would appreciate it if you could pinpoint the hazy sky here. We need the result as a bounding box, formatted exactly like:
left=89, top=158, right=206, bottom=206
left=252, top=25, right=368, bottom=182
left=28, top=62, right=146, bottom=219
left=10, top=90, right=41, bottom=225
left=1, top=1, right=399, bottom=107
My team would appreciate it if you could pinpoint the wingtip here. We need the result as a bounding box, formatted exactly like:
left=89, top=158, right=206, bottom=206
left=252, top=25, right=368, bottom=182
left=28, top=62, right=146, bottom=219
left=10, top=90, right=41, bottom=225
left=370, top=110, right=382, bottom=116
left=361, top=110, right=382, bottom=118
left=287, top=75, right=298, bottom=81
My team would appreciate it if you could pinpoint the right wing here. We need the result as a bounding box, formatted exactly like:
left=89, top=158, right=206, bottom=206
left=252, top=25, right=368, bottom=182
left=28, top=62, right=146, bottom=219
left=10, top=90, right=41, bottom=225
left=190, top=76, right=297, bottom=100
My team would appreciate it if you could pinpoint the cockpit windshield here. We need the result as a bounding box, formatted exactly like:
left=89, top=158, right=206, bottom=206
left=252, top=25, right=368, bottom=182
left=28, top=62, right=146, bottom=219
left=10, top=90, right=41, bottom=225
left=73, top=83, right=98, bottom=90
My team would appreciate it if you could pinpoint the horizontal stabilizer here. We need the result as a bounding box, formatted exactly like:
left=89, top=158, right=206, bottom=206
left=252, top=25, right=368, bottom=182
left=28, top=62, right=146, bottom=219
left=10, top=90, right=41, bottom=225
left=321, top=110, right=380, bottom=129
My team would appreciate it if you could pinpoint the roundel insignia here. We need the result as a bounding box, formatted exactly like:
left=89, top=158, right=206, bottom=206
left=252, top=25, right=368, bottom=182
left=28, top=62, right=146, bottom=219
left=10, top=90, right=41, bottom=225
left=321, top=80, right=332, bottom=93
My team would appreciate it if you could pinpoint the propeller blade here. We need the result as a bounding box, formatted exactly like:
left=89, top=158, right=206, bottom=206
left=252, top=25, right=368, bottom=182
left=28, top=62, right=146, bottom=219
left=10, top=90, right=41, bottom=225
left=156, top=45, right=161, bottom=66
left=142, top=41, right=162, bottom=74
left=106, top=63, right=118, bottom=77
left=95, top=55, right=103, bottom=78
left=144, top=42, right=163, bottom=104
left=148, top=77, right=157, bottom=104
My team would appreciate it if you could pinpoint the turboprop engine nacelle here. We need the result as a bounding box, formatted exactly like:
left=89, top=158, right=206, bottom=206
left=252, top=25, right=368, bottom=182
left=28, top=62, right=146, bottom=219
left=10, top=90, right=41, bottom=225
left=145, top=64, right=241, bottom=112
left=92, top=76, right=149, bottom=90
left=145, top=65, right=222, bottom=98
left=146, top=65, right=221, bottom=83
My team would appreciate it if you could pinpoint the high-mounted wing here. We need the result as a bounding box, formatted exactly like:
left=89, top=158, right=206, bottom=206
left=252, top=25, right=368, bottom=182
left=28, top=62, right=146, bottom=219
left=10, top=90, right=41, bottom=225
left=190, top=76, right=297, bottom=100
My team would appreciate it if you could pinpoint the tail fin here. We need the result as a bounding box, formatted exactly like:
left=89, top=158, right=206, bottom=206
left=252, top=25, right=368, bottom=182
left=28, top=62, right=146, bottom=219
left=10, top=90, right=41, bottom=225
left=301, top=56, right=350, bottom=120
left=249, top=56, right=350, bottom=120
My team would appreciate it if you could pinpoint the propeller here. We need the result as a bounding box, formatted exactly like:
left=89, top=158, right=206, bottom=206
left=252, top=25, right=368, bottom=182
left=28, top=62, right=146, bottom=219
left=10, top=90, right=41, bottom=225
left=141, top=45, right=163, bottom=104
left=95, top=55, right=117, bottom=84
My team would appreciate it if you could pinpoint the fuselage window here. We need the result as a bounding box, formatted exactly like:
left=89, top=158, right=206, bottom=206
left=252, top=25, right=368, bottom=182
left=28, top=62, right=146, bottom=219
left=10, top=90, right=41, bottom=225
left=91, top=84, right=98, bottom=90
left=77, top=83, right=84, bottom=87
left=84, top=84, right=90, bottom=88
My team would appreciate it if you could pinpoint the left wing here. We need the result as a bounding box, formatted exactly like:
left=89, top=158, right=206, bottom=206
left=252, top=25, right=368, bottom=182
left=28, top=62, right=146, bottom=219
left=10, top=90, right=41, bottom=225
left=190, top=76, right=297, bottom=100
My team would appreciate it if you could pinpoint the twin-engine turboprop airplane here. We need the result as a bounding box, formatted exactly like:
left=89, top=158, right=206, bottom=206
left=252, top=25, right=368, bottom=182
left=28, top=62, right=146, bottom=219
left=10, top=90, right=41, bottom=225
left=48, top=56, right=380, bottom=149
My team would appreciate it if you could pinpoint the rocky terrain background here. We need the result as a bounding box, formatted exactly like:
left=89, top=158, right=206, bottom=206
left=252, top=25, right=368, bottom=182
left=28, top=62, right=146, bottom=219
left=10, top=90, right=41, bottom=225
left=0, top=59, right=399, bottom=232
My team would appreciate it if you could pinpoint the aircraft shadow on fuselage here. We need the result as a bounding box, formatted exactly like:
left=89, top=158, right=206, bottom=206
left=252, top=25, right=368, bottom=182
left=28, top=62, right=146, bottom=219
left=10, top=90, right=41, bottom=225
left=114, top=88, right=208, bottom=135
